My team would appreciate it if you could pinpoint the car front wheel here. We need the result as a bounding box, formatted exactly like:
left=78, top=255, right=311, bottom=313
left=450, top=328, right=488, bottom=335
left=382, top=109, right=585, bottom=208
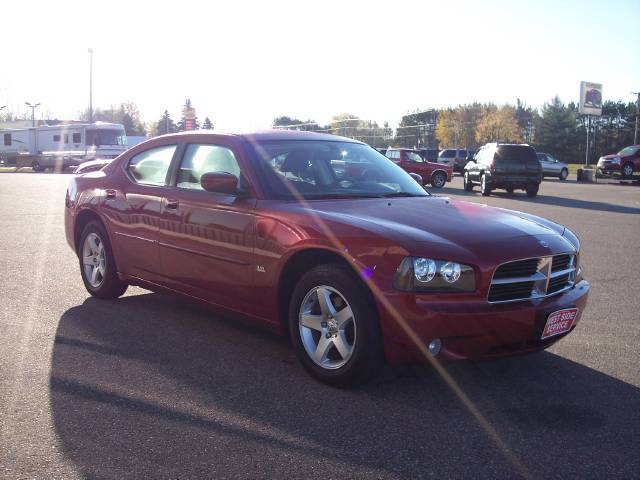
left=463, top=172, right=474, bottom=191
left=431, top=171, right=447, bottom=188
left=288, top=264, right=382, bottom=387
left=79, top=221, right=128, bottom=299
left=559, top=168, right=568, bottom=181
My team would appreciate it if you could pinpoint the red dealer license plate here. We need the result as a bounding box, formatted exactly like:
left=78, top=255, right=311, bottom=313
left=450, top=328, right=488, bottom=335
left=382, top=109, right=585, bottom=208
left=541, top=308, right=578, bottom=340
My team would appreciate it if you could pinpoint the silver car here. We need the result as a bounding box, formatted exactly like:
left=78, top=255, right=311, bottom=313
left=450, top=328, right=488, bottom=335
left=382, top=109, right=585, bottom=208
left=537, top=152, right=569, bottom=180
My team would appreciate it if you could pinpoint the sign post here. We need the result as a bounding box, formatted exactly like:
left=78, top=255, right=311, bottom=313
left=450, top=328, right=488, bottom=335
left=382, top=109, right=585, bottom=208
left=579, top=81, right=603, bottom=167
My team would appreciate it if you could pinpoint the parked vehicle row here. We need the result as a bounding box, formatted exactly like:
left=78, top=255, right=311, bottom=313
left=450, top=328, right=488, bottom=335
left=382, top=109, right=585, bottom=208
left=65, top=130, right=589, bottom=386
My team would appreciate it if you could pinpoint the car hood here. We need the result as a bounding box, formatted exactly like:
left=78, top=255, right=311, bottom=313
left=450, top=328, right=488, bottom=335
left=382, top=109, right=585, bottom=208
left=600, top=154, right=619, bottom=160
left=300, top=196, right=573, bottom=260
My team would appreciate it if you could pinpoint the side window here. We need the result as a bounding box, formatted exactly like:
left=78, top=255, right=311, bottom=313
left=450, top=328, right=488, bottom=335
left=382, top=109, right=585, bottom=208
left=72, top=132, right=81, bottom=143
left=177, top=144, right=240, bottom=190
left=406, top=152, right=423, bottom=162
left=54, top=134, right=61, bottom=142
left=4, top=134, right=11, bottom=146
left=128, top=145, right=176, bottom=186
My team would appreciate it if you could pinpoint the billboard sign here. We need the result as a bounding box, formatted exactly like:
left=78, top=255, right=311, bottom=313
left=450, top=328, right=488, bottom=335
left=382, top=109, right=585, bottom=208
left=579, top=81, right=603, bottom=116
left=183, top=106, right=196, bottom=120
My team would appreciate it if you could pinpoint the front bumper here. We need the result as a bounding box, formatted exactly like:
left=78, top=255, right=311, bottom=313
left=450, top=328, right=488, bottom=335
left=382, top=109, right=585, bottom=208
left=380, top=280, right=590, bottom=364
left=597, top=160, right=619, bottom=174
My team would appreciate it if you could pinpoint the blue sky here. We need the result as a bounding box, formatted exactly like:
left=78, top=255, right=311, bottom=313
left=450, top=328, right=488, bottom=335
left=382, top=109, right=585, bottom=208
left=1, top=0, right=638, bottom=129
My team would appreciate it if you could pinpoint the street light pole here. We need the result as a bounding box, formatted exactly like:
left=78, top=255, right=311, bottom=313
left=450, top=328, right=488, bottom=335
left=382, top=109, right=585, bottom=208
left=88, top=48, right=93, bottom=123
left=25, top=102, right=40, bottom=127
left=633, top=91, right=639, bottom=145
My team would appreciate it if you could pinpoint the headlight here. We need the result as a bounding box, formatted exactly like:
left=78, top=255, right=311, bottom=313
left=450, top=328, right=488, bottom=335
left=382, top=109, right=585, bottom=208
left=394, top=257, right=476, bottom=292
left=612, top=157, right=621, bottom=164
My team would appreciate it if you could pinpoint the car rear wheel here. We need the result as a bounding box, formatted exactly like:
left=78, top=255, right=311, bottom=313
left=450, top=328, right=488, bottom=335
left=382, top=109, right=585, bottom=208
left=463, top=172, right=473, bottom=191
left=79, top=221, right=127, bottom=299
left=526, top=184, right=539, bottom=197
left=559, top=168, right=568, bottom=181
left=288, top=264, right=382, bottom=387
left=480, top=174, right=491, bottom=196
left=430, top=171, right=447, bottom=188
left=622, top=163, right=634, bottom=177
left=31, top=160, right=44, bottom=172
left=506, top=187, right=514, bottom=194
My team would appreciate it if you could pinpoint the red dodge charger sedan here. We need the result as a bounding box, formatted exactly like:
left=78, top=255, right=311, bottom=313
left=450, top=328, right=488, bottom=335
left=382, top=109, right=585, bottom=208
left=65, top=130, right=589, bottom=386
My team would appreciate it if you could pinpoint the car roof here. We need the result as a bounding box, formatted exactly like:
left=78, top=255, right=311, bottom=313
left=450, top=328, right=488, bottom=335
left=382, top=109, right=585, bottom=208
left=156, top=129, right=364, bottom=144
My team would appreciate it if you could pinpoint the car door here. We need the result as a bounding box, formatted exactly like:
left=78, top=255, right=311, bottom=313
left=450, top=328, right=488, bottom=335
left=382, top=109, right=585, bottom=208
left=538, top=154, right=552, bottom=175
left=158, top=139, right=258, bottom=314
left=103, top=142, right=178, bottom=281
left=400, top=150, right=420, bottom=176
left=468, top=149, right=482, bottom=181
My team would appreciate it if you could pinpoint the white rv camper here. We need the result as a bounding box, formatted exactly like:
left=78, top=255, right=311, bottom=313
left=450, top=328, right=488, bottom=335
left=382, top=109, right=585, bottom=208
left=0, top=122, right=128, bottom=171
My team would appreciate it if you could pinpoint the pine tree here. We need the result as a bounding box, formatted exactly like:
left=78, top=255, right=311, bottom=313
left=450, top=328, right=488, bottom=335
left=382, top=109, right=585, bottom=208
left=155, top=110, right=176, bottom=136
left=534, top=96, right=578, bottom=161
left=202, top=117, right=213, bottom=130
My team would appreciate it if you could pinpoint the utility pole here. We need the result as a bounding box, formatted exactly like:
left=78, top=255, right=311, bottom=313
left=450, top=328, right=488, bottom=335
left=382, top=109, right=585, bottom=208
left=25, top=102, right=40, bottom=127
left=633, top=91, right=639, bottom=145
left=88, top=48, right=93, bottom=123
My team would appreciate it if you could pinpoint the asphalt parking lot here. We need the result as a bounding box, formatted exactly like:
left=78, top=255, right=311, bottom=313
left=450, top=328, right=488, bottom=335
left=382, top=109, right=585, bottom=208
left=0, top=173, right=638, bottom=479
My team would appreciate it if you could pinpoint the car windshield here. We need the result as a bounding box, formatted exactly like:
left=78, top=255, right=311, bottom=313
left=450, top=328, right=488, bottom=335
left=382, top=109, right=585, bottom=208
left=618, top=146, right=638, bottom=157
left=439, top=149, right=455, bottom=158
left=252, top=140, right=429, bottom=200
left=86, top=129, right=127, bottom=147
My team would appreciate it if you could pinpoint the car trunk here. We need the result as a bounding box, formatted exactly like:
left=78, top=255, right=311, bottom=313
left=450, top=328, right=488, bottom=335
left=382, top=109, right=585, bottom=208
left=493, top=145, right=540, bottom=176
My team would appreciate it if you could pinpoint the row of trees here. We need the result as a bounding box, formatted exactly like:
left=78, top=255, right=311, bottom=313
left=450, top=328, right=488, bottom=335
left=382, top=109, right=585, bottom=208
left=275, top=97, right=637, bottom=163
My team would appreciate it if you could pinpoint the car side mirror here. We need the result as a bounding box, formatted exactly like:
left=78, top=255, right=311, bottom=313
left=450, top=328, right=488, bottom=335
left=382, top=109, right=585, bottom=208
left=200, top=171, right=240, bottom=194
left=408, top=172, right=423, bottom=184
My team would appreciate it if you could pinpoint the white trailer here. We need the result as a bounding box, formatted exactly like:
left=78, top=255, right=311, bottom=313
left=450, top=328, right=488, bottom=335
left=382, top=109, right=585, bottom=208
left=0, top=122, right=128, bottom=171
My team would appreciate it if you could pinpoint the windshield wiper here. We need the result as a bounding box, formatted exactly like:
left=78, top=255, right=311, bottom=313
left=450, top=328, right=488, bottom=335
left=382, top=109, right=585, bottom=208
left=304, top=193, right=385, bottom=199
left=380, top=192, right=426, bottom=198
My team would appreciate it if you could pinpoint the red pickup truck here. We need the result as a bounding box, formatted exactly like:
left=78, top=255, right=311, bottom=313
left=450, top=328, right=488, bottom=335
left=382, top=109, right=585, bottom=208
left=385, top=148, right=452, bottom=188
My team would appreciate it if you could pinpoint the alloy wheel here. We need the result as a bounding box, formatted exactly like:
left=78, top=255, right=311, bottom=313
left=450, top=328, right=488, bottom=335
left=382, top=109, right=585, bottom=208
left=82, top=233, right=106, bottom=288
left=298, top=285, right=356, bottom=369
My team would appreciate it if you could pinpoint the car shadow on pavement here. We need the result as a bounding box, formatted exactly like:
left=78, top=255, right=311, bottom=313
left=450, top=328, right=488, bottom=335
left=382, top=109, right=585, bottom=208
left=436, top=186, right=640, bottom=215
left=50, top=293, right=640, bottom=479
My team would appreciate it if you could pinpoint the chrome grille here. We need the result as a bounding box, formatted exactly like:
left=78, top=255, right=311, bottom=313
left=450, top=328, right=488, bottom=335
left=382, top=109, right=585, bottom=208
left=488, top=254, right=576, bottom=303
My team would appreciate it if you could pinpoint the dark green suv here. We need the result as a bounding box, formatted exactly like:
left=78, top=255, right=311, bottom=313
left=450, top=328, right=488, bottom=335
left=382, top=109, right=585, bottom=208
left=463, top=143, right=542, bottom=197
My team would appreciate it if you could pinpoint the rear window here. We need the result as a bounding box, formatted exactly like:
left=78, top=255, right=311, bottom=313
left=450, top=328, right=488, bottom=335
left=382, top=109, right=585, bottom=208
left=494, top=145, right=538, bottom=164
left=458, top=150, right=467, bottom=157
left=439, top=149, right=456, bottom=158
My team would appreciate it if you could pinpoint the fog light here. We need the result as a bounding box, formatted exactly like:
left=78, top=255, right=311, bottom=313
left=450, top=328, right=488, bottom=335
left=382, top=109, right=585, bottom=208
left=428, top=338, right=442, bottom=356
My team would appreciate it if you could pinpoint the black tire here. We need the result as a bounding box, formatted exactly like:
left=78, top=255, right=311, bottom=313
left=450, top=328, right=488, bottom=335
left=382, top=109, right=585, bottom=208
left=288, top=263, right=383, bottom=387
left=622, top=163, right=634, bottom=178
left=526, top=184, right=539, bottom=197
left=480, top=174, right=491, bottom=196
left=31, top=160, right=44, bottom=172
left=430, top=171, right=447, bottom=188
left=506, top=187, right=514, bottom=194
left=78, top=220, right=127, bottom=299
left=559, top=168, right=568, bottom=181
left=463, top=172, right=474, bottom=192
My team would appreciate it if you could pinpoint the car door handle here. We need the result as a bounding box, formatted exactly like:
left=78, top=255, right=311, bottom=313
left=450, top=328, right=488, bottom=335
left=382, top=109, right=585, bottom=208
left=166, top=199, right=179, bottom=210
left=105, top=189, right=116, bottom=199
